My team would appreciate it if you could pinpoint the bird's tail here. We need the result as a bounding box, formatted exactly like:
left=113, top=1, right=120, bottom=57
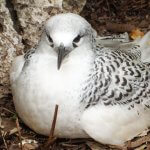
left=135, top=31, right=150, bottom=62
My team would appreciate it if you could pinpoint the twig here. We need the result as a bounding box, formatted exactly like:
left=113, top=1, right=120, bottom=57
left=16, top=118, right=23, bottom=150
left=48, top=105, right=59, bottom=140
left=106, top=22, right=136, bottom=33
left=109, top=144, right=124, bottom=150
left=0, top=129, right=8, bottom=150
left=2, top=107, right=16, bottom=115
left=45, top=104, right=59, bottom=148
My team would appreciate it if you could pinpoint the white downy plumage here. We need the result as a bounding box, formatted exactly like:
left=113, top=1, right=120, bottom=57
left=10, top=13, right=150, bottom=146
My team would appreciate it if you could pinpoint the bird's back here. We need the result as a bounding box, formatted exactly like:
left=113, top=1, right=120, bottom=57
left=80, top=44, right=150, bottom=145
left=81, top=43, right=150, bottom=109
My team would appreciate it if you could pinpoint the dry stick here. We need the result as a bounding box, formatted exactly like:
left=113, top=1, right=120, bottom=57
left=2, top=107, right=16, bottom=115
left=106, top=22, right=136, bottom=33
left=16, top=118, right=23, bottom=150
left=45, top=104, right=59, bottom=147
left=0, top=129, right=8, bottom=150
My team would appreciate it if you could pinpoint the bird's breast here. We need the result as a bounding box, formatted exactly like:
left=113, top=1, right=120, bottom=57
left=13, top=54, right=92, bottom=137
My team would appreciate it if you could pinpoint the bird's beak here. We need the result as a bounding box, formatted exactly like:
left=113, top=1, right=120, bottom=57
left=57, top=44, right=66, bottom=70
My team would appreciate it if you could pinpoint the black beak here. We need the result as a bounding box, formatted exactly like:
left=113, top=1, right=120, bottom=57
left=57, top=45, right=66, bottom=70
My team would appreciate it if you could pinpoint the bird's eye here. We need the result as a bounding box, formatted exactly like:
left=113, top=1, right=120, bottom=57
left=47, top=35, right=53, bottom=43
left=73, top=35, right=82, bottom=43
left=73, top=43, right=77, bottom=48
left=46, top=31, right=53, bottom=43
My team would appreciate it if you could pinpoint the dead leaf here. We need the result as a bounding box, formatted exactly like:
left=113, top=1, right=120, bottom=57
left=9, top=140, right=38, bottom=150
left=2, top=118, right=17, bottom=133
left=22, top=139, right=38, bottom=145
left=21, top=139, right=38, bottom=150
left=9, top=127, right=18, bottom=135
left=130, top=29, right=144, bottom=40
left=23, top=143, right=38, bottom=150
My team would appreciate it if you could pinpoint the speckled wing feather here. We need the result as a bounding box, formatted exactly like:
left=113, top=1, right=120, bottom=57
left=82, top=44, right=150, bottom=109
left=97, top=40, right=141, bottom=60
left=114, top=44, right=141, bottom=60
left=96, top=32, right=142, bottom=61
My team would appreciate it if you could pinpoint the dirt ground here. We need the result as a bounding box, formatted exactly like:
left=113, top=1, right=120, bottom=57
left=0, top=0, right=150, bottom=150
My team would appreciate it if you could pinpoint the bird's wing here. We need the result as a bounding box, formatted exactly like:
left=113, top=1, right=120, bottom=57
left=115, top=43, right=141, bottom=61
left=135, top=31, right=150, bottom=62
left=97, top=31, right=150, bottom=63
left=10, top=47, right=36, bottom=84
left=96, top=40, right=141, bottom=61
left=10, top=55, right=25, bottom=85
left=90, top=47, right=150, bottom=107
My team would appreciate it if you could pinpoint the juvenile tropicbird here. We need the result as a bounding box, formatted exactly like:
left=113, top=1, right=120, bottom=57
left=10, top=13, right=150, bottom=146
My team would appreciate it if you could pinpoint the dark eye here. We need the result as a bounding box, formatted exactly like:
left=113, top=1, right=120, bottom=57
left=47, top=35, right=53, bottom=43
left=73, top=35, right=81, bottom=43
left=46, top=31, right=53, bottom=43
left=73, top=43, right=77, bottom=48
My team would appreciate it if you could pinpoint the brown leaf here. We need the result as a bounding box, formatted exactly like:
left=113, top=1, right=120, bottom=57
left=9, top=128, right=18, bottom=135
left=23, top=143, right=38, bottom=150
left=22, top=139, right=38, bottom=150
left=130, top=29, right=144, bottom=40
left=2, top=118, right=17, bottom=133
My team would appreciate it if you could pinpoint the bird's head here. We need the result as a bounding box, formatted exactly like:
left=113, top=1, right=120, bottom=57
left=39, top=13, right=97, bottom=69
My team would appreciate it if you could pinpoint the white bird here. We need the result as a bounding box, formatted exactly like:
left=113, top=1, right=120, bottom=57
left=10, top=13, right=150, bottom=146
